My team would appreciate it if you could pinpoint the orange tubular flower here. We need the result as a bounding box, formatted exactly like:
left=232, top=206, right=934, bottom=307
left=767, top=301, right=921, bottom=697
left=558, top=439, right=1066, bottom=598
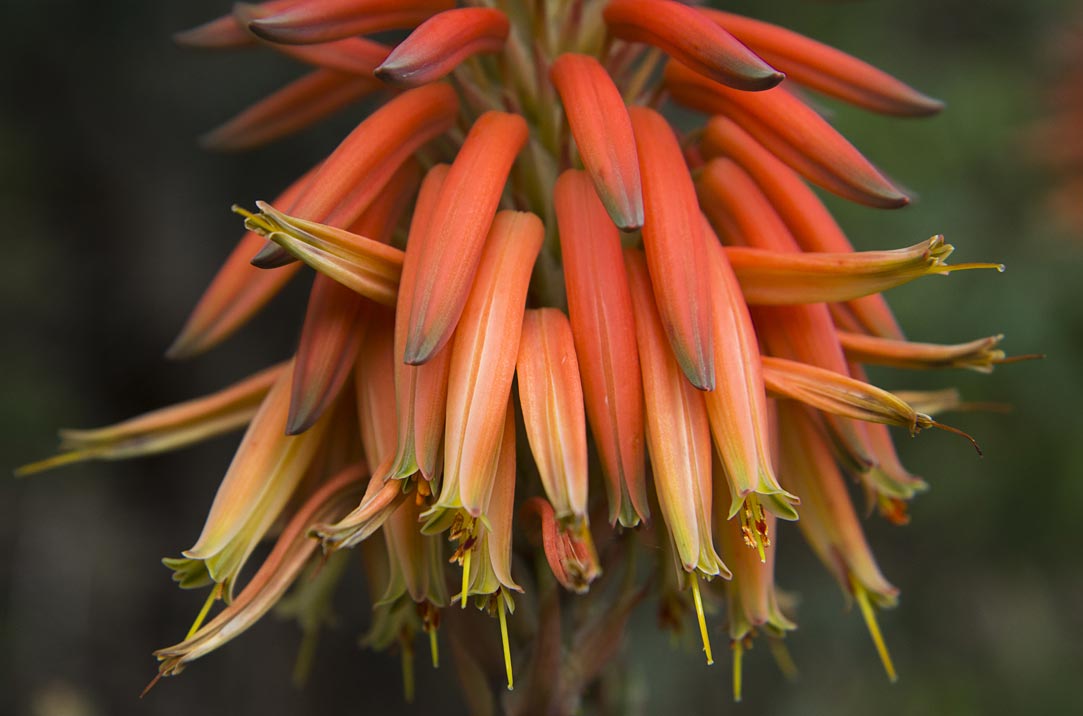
left=376, top=7, right=510, bottom=87
left=516, top=309, right=590, bottom=524
left=550, top=54, right=643, bottom=230
left=700, top=9, right=944, bottom=117
left=630, top=105, right=715, bottom=391
left=404, top=111, right=529, bottom=365
left=701, top=232, right=799, bottom=525
left=437, top=211, right=543, bottom=518
left=246, top=0, right=455, bottom=45
left=200, top=69, right=382, bottom=152
left=28, top=1, right=1032, bottom=708
left=625, top=250, right=724, bottom=580
left=603, top=0, right=783, bottom=91
left=554, top=170, right=647, bottom=527
left=701, top=116, right=903, bottom=339
left=389, top=165, right=451, bottom=481
left=665, top=59, right=909, bottom=209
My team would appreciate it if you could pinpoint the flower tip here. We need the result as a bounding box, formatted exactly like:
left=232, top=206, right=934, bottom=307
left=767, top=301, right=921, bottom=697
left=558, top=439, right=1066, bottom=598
left=249, top=241, right=295, bottom=269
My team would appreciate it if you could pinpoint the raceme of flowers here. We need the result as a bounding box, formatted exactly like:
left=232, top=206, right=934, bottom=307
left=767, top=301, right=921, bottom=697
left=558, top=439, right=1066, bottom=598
left=19, top=0, right=1030, bottom=711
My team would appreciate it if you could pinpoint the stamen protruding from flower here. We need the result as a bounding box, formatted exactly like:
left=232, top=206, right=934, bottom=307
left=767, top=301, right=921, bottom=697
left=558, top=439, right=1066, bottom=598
left=185, top=582, right=223, bottom=641
left=850, top=573, right=898, bottom=683
left=498, top=594, right=514, bottom=691
left=400, top=633, right=415, bottom=703
left=690, top=573, right=714, bottom=666
left=732, top=638, right=745, bottom=702
left=460, top=540, right=472, bottom=610
left=739, top=494, right=770, bottom=564
left=428, top=622, right=439, bottom=669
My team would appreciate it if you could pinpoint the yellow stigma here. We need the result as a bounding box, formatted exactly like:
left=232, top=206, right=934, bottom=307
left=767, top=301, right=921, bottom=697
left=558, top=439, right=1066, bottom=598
left=690, top=573, right=714, bottom=665
left=498, top=594, right=514, bottom=691
left=732, top=638, right=744, bottom=703
left=428, top=626, right=439, bottom=670
left=184, top=582, right=222, bottom=641
left=850, top=574, right=897, bottom=682
left=460, top=545, right=472, bottom=610
left=740, top=495, right=770, bottom=563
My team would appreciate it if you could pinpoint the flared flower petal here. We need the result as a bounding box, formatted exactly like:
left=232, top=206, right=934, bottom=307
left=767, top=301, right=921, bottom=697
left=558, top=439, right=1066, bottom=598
left=516, top=308, right=589, bottom=523
left=178, top=361, right=333, bottom=597
left=603, top=0, right=783, bottom=91
left=554, top=170, right=648, bottom=527
left=380, top=497, right=449, bottom=607
left=550, top=54, right=643, bottom=230
left=246, top=0, right=455, bottom=45
left=724, top=235, right=1004, bottom=305
left=625, top=249, right=726, bottom=578
left=438, top=211, right=543, bottom=517
left=404, top=111, right=529, bottom=365
left=629, top=105, right=715, bottom=390
left=200, top=69, right=382, bottom=152
left=376, top=7, right=510, bottom=87
left=245, top=202, right=404, bottom=306
left=17, top=363, right=286, bottom=476
left=700, top=232, right=799, bottom=522
left=700, top=9, right=943, bottom=116
left=839, top=331, right=1018, bottom=374
left=700, top=116, right=903, bottom=338
left=665, top=60, right=909, bottom=208
left=314, top=468, right=409, bottom=550
left=153, top=465, right=364, bottom=678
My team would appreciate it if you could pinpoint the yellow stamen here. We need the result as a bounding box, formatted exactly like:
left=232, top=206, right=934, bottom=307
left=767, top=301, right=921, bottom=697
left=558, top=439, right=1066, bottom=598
left=732, top=639, right=744, bottom=703
left=400, top=634, right=415, bottom=703
left=185, top=582, right=221, bottom=640
left=740, top=495, right=769, bottom=563
left=498, top=595, right=514, bottom=690
left=768, top=638, right=799, bottom=681
left=850, top=574, right=897, bottom=682
left=460, top=545, right=472, bottom=609
left=15, top=448, right=107, bottom=477
left=690, top=573, right=714, bottom=665
left=429, top=626, right=440, bottom=669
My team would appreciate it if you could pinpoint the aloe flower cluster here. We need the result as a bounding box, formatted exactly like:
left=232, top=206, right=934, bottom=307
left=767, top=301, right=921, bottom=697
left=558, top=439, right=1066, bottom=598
left=20, top=0, right=1028, bottom=710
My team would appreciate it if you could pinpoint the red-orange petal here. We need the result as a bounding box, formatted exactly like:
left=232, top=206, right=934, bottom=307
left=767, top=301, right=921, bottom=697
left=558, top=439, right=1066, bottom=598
left=554, top=170, right=647, bottom=527
left=665, top=60, right=909, bottom=209
left=354, top=310, right=398, bottom=472
left=624, top=249, right=725, bottom=577
left=439, top=211, right=543, bottom=517
left=376, top=7, right=509, bottom=87
left=603, top=0, right=782, bottom=91
left=404, top=111, right=529, bottom=365
left=201, top=69, right=382, bottom=153
left=550, top=54, right=643, bottom=230
left=629, top=106, right=715, bottom=391
left=701, top=9, right=943, bottom=117
left=516, top=308, right=589, bottom=522
left=390, top=164, right=451, bottom=480
left=246, top=0, right=455, bottom=45
left=166, top=167, right=315, bottom=359
left=700, top=116, right=903, bottom=339
left=173, top=12, right=257, bottom=49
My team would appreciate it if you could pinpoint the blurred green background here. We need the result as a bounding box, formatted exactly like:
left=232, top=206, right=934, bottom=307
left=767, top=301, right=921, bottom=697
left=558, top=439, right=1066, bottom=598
left=2, top=1, right=1080, bottom=714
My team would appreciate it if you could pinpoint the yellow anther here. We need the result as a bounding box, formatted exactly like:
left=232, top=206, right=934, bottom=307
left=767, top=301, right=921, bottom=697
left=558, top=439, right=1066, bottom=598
left=460, top=546, right=472, bottom=610
left=741, top=495, right=769, bottom=563
left=690, top=573, right=714, bottom=665
left=498, top=595, right=514, bottom=691
left=850, top=574, right=897, bottom=682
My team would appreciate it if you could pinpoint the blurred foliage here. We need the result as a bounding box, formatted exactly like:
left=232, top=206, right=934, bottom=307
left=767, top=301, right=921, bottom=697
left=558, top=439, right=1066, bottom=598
left=2, top=1, right=1080, bottom=715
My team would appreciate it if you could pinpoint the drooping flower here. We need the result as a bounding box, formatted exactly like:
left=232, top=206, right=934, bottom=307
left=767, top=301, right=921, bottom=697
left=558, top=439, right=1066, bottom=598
left=20, top=0, right=1035, bottom=710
